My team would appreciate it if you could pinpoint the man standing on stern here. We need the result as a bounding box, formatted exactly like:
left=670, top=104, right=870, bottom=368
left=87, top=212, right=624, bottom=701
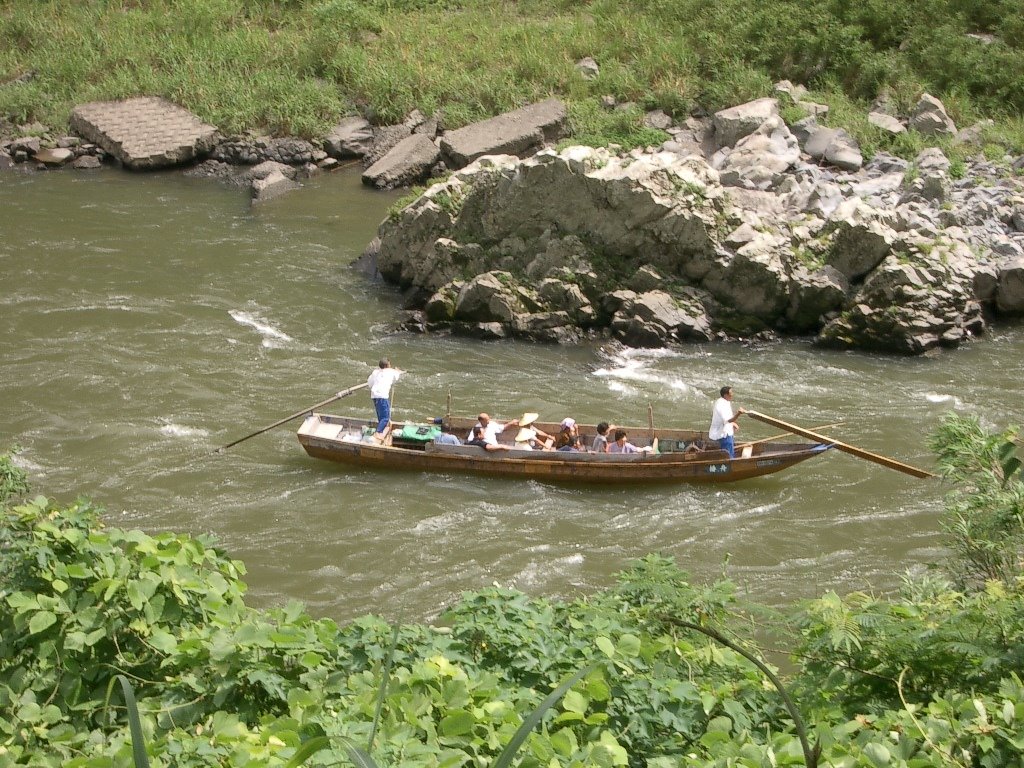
left=709, top=385, right=745, bottom=459
left=367, top=358, right=403, bottom=442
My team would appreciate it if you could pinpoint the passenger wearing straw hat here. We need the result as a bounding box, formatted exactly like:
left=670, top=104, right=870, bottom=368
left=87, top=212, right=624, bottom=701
left=513, top=413, right=554, bottom=450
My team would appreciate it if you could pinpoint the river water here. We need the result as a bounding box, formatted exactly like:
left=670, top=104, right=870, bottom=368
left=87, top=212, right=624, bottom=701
left=2, top=167, right=1021, bottom=623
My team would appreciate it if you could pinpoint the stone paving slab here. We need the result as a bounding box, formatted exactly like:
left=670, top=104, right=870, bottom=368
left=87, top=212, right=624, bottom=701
left=70, top=97, right=218, bottom=170
left=439, top=98, right=567, bottom=168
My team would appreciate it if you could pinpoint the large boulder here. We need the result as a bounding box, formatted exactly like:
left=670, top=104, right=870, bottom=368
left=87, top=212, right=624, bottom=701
left=995, top=257, right=1024, bottom=314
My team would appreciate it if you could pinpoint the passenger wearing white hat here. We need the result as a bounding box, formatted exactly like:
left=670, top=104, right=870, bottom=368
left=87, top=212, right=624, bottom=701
left=555, top=417, right=579, bottom=450
left=514, top=417, right=554, bottom=450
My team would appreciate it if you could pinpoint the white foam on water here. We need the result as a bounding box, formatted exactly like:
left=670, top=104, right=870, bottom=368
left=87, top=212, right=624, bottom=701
left=229, top=309, right=292, bottom=343
left=159, top=423, right=209, bottom=439
left=925, top=391, right=961, bottom=407
left=594, top=350, right=694, bottom=395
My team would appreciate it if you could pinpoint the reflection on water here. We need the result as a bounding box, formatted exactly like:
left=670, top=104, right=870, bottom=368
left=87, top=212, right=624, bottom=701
left=2, top=167, right=1021, bottom=622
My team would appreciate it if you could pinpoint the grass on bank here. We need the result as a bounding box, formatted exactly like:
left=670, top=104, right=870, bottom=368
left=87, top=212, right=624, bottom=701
left=1, top=0, right=1023, bottom=157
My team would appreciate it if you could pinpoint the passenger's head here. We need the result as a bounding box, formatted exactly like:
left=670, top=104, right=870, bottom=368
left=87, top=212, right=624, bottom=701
left=596, top=421, right=609, bottom=435
left=379, top=358, right=391, bottom=369
left=614, top=429, right=627, bottom=442
left=478, top=413, right=490, bottom=425
left=473, top=426, right=485, bottom=439
left=440, top=423, right=453, bottom=434
left=560, top=417, right=576, bottom=432
left=720, top=385, right=733, bottom=398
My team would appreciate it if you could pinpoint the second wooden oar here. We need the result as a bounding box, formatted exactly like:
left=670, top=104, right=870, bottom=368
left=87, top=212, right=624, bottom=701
left=738, top=422, right=844, bottom=449
left=216, top=382, right=369, bottom=452
left=744, top=410, right=935, bottom=479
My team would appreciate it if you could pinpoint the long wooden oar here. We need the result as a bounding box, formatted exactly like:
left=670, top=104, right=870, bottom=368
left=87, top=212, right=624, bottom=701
left=215, top=382, right=369, bottom=452
left=745, top=410, right=935, bottom=479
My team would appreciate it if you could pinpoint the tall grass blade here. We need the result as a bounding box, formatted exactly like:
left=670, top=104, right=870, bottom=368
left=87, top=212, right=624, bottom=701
left=116, top=675, right=150, bottom=768
left=368, top=620, right=402, bottom=751
left=283, top=735, right=330, bottom=768
left=338, top=736, right=382, bottom=768
left=492, top=663, right=597, bottom=768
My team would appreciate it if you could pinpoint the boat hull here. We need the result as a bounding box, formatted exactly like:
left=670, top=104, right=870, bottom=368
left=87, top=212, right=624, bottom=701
left=297, top=414, right=831, bottom=485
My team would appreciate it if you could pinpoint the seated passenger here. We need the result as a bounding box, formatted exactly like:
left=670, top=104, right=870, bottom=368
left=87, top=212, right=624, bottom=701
left=555, top=417, right=579, bottom=449
left=557, top=435, right=584, bottom=452
left=468, top=425, right=511, bottom=451
left=467, top=412, right=519, bottom=444
left=608, top=429, right=639, bottom=454
left=514, top=413, right=554, bottom=450
left=591, top=422, right=614, bottom=453
left=433, top=424, right=461, bottom=445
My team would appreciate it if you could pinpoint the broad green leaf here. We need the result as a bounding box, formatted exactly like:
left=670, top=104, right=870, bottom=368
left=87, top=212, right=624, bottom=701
left=863, top=742, right=891, bottom=766
left=561, top=689, right=587, bottom=714
left=148, top=628, right=177, bottom=654
left=617, top=634, right=641, bottom=657
left=439, top=709, right=475, bottom=737
left=596, top=636, right=615, bottom=657
left=29, top=610, right=57, bottom=635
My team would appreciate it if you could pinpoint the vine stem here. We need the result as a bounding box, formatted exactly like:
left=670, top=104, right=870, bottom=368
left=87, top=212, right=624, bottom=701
left=674, top=619, right=820, bottom=768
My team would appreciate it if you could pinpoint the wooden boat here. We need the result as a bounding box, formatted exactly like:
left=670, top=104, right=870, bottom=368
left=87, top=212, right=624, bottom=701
left=297, top=413, right=833, bottom=484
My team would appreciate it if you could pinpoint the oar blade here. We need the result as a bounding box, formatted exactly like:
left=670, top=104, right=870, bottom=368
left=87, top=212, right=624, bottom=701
left=745, top=410, right=934, bottom=479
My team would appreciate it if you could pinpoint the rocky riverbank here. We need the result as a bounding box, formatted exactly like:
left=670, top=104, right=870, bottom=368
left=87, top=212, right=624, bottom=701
left=364, top=96, right=1024, bottom=355
left=4, top=90, right=1023, bottom=354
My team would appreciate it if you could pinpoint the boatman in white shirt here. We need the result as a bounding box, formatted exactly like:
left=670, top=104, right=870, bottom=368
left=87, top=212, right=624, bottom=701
left=709, top=385, right=745, bottom=459
left=367, top=358, right=403, bottom=442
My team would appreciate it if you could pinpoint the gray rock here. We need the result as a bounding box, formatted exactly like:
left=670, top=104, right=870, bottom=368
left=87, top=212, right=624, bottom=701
left=644, top=109, right=673, bottom=130
left=909, top=93, right=957, bottom=136
left=868, top=112, right=905, bottom=134
left=454, top=271, right=522, bottom=322
left=251, top=170, right=299, bottom=202
left=440, top=99, right=567, bottom=169
left=995, top=257, right=1024, bottom=314
left=712, top=97, right=779, bottom=149
left=718, top=116, right=800, bottom=190
left=575, top=57, right=600, bottom=80
left=362, top=134, right=441, bottom=190
left=34, top=147, right=73, bottom=166
left=363, top=124, right=412, bottom=168
left=787, top=265, right=849, bottom=332
left=804, top=127, right=862, bottom=171
left=324, top=116, right=375, bottom=158
left=955, top=120, right=993, bottom=146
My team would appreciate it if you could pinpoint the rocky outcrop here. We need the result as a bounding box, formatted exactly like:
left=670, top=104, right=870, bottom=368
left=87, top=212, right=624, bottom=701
left=365, top=142, right=1024, bottom=354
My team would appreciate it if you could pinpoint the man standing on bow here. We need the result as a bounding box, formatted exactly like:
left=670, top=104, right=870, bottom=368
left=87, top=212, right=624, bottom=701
left=709, top=385, right=745, bottom=459
left=367, top=358, right=403, bottom=442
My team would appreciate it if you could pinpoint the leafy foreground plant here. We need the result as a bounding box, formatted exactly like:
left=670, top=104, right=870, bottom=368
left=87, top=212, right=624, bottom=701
left=2, top=429, right=1024, bottom=766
